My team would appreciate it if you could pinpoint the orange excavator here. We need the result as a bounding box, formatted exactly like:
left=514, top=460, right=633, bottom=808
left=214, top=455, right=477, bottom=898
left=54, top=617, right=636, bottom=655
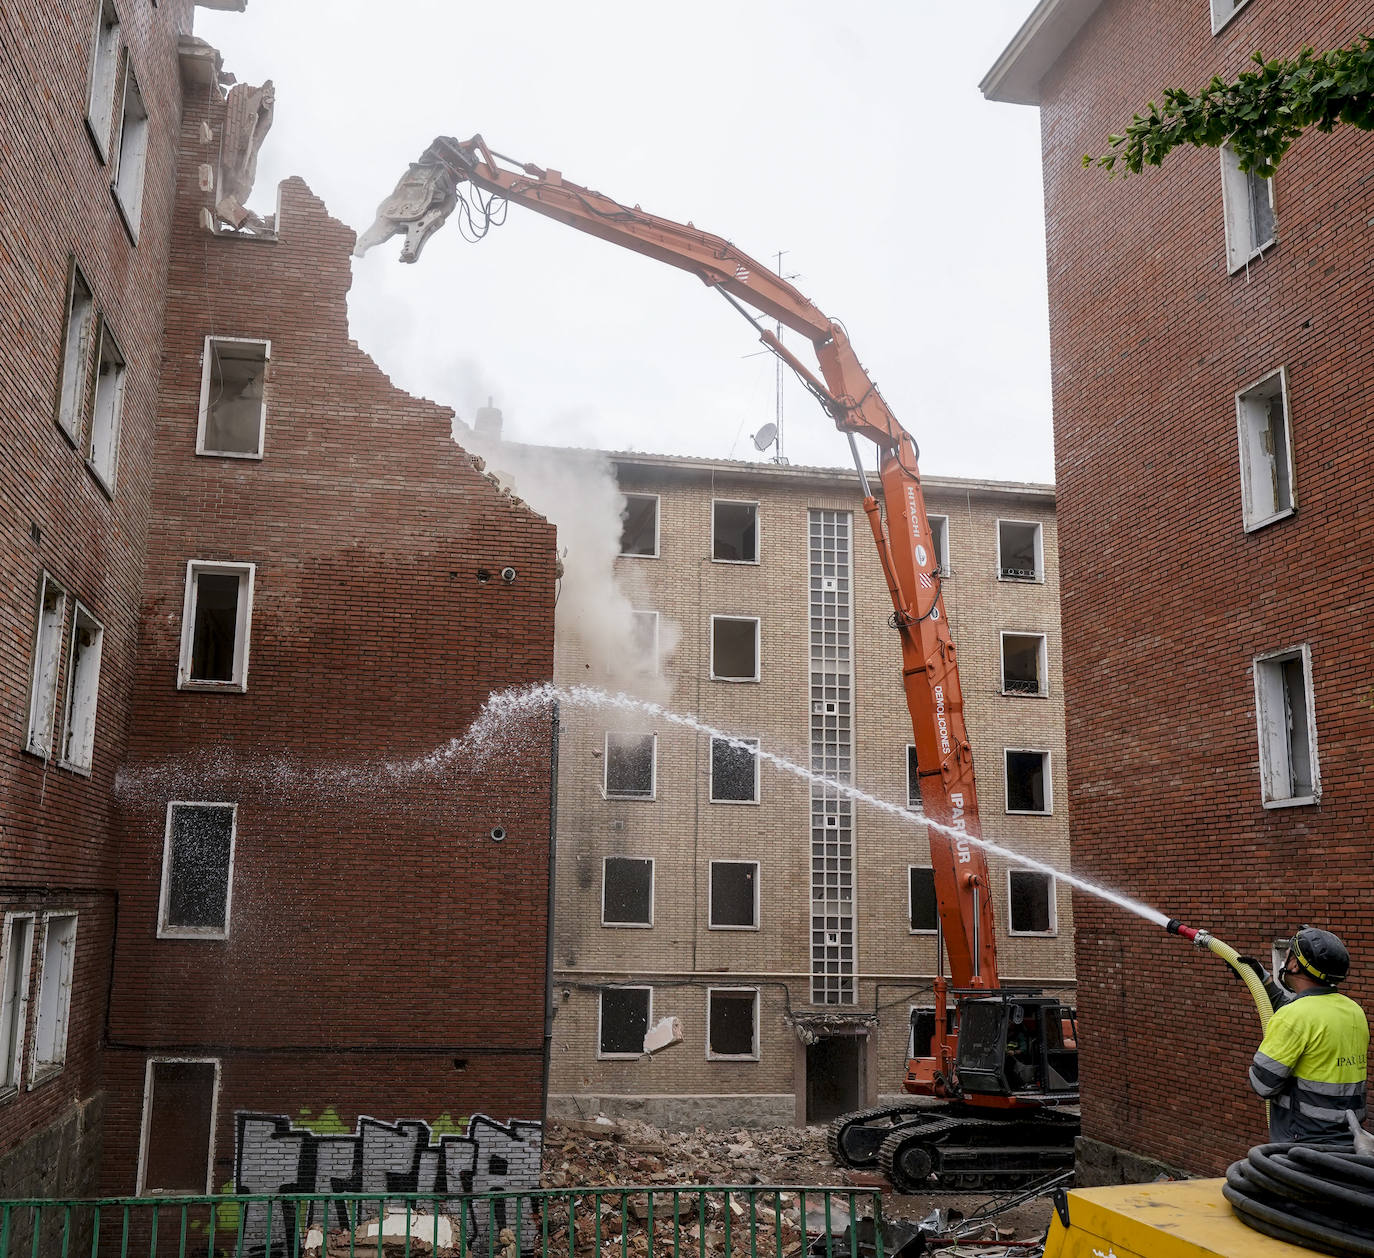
left=357, top=135, right=1080, bottom=1190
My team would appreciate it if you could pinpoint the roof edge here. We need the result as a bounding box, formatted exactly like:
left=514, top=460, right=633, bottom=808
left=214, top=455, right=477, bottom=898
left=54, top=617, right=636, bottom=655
left=980, top=0, right=1104, bottom=105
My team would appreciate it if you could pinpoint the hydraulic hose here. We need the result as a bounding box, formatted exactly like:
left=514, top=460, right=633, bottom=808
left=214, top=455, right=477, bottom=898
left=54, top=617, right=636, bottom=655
left=1166, top=920, right=1276, bottom=1030
left=1223, top=1143, right=1374, bottom=1257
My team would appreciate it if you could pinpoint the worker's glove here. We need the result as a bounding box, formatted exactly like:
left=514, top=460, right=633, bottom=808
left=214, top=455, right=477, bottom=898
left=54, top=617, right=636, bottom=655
left=1236, top=956, right=1293, bottom=1009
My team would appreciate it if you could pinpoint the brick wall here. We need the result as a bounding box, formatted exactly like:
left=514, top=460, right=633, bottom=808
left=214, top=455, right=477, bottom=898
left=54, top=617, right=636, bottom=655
left=1037, top=0, right=1374, bottom=1174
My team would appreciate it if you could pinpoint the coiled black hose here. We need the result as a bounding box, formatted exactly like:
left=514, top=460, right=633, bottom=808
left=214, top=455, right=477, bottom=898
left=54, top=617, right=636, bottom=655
left=1223, top=1142, right=1374, bottom=1257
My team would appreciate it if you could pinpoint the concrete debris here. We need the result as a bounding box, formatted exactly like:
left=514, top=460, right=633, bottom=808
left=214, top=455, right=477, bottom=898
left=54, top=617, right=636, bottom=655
left=642, top=1016, right=683, bottom=1054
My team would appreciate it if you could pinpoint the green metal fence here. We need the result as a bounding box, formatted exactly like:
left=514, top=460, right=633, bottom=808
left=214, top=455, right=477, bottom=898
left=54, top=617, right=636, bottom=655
left=0, top=1187, right=887, bottom=1258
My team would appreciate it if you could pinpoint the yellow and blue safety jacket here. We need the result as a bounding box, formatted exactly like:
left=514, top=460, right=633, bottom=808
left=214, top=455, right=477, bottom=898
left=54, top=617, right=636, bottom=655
left=1249, top=988, right=1368, bottom=1143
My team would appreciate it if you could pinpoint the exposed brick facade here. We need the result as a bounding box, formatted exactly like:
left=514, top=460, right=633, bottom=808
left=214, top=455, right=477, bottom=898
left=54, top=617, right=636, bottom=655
left=991, top=0, right=1374, bottom=1175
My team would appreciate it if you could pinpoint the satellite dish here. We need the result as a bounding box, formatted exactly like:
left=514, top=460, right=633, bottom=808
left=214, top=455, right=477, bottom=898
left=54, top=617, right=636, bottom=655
left=752, top=423, right=778, bottom=452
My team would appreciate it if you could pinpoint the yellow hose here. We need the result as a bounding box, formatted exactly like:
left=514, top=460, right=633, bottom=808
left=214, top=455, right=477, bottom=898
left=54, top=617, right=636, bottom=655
left=1196, top=931, right=1276, bottom=1031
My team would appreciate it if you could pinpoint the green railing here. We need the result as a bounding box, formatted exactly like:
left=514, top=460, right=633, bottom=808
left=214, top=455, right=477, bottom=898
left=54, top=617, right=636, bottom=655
left=0, top=1187, right=887, bottom=1258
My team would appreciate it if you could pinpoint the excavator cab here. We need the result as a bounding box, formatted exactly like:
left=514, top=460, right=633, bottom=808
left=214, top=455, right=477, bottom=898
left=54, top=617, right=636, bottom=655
left=954, top=993, right=1078, bottom=1099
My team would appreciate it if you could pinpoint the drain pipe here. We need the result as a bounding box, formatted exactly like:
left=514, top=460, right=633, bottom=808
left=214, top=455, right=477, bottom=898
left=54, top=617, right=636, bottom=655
left=540, top=700, right=561, bottom=1123
left=1166, top=919, right=1275, bottom=1031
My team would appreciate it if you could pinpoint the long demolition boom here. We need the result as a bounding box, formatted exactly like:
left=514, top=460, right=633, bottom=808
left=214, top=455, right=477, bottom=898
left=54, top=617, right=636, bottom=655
left=357, top=135, right=999, bottom=996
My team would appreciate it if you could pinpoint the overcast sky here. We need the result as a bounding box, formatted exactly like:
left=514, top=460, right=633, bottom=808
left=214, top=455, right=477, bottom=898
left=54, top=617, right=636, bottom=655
left=194, top=2, right=1051, bottom=482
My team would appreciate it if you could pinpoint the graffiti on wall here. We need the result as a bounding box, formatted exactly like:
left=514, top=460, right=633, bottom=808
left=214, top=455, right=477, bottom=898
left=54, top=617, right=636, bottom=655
left=234, top=1112, right=542, bottom=1256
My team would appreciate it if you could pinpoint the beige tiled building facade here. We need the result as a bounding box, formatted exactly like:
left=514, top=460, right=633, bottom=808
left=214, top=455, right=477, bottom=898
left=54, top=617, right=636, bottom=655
left=547, top=453, right=1073, bottom=1127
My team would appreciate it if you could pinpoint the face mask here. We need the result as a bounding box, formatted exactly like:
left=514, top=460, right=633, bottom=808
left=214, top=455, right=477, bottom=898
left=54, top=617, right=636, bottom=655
left=1279, top=954, right=1299, bottom=992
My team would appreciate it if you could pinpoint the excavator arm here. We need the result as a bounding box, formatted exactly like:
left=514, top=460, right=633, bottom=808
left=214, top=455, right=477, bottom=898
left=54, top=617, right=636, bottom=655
left=356, top=135, right=999, bottom=1004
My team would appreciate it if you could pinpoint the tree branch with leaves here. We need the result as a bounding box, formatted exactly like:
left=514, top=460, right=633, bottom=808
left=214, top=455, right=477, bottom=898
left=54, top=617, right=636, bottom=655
left=1086, top=36, right=1374, bottom=177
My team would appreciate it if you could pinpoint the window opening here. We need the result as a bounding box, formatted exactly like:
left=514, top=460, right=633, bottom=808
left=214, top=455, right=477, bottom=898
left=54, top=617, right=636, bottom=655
left=31, top=914, right=77, bottom=1080
left=179, top=562, right=254, bottom=690
left=908, top=866, right=938, bottom=933
left=26, top=575, right=68, bottom=758
left=198, top=338, right=269, bottom=457
left=1254, top=645, right=1319, bottom=806
left=710, top=616, right=759, bottom=681
left=1221, top=143, right=1276, bottom=272
left=85, top=0, right=121, bottom=160
left=56, top=265, right=96, bottom=443
left=86, top=323, right=125, bottom=491
left=1210, top=0, right=1252, bottom=31
left=138, top=1059, right=219, bottom=1193
left=713, top=501, right=758, bottom=563
left=598, top=987, right=651, bottom=1057
left=630, top=610, right=659, bottom=675
left=710, top=737, right=758, bottom=802
left=927, top=514, right=950, bottom=575
left=707, top=988, right=758, bottom=1059
left=1009, top=870, right=1055, bottom=935
left=160, top=804, right=236, bottom=937
left=905, top=746, right=924, bottom=811
left=59, top=605, right=104, bottom=772
left=604, top=732, right=655, bottom=799
left=1236, top=369, right=1295, bottom=529
left=1005, top=749, right=1050, bottom=814
left=0, top=916, right=35, bottom=1093
left=619, top=494, right=659, bottom=557
left=997, top=521, right=1042, bottom=582
left=709, top=861, right=758, bottom=929
left=1001, top=632, right=1047, bottom=695
left=112, top=65, right=149, bottom=238
left=602, top=856, right=653, bottom=926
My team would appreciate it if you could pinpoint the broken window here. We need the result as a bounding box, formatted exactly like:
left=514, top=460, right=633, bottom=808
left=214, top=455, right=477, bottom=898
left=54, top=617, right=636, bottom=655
left=30, top=914, right=76, bottom=1081
left=631, top=610, right=659, bottom=675
left=1008, top=870, right=1055, bottom=935
left=1001, top=632, right=1047, bottom=696
left=1005, top=750, right=1050, bottom=814
left=0, top=915, right=35, bottom=1093
left=112, top=64, right=149, bottom=238
left=138, top=1059, right=219, bottom=1193
left=56, top=264, right=96, bottom=443
left=927, top=514, right=950, bottom=575
left=178, top=561, right=255, bottom=690
left=602, top=856, right=653, bottom=926
left=707, top=988, right=758, bottom=1060
left=59, top=605, right=104, bottom=772
left=709, top=861, right=758, bottom=929
left=908, top=867, right=938, bottom=933
left=906, top=745, right=924, bottom=811
left=160, top=804, right=236, bottom=938
left=84, top=0, right=121, bottom=161
left=198, top=338, right=269, bottom=457
left=86, top=323, right=125, bottom=491
left=1236, top=369, right=1295, bottom=529
left=604, top=733, right=655, bottom=800
left=713, top=500, right=759, bottom=563
left=710, top=616, right=759, bottom=681
left=26, top=575, right=67, bottom=759
left=619, top=494, right=659, bottom=557
left=1254, top=645, right=1319, bottom=806
left=598, top=987, right=651, bottom=1057
left=710, top=737, right=758, bottom=803
left=997, top=521, right=1042, bottom=582
left=1221, top=142, right=1276, bottom=271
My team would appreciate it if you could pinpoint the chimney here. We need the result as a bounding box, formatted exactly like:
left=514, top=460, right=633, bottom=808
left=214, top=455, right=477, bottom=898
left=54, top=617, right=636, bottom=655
left=474, top=396, right=503, bottom=441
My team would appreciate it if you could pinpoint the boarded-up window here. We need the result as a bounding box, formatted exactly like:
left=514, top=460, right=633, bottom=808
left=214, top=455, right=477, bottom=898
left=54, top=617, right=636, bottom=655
left=26, top=576, right=67, bottom=758
left=604, top=733, right=655, bottom=799
left=602, top=857, right=653, bottom=926
left=599, top=988, right=650, bottom=1057
left=1005, top=750, right=1049, bottom=814
left=1008, top=870, right=1054, bottom=934
left=1254, top=646, right=1318, bottom=805
left=908, top=867, right=937, bottom=933
left=31, top=915, right=77, bottom=1076
left=619, top=495, right=659, bottom=557
left=707, top=989, right=757, bottom=1059
left=0, top=916, right=35, bottom=1091
left=112, top=65, right=149, bottom=235
left=85, top=0, right=121, bottom=160
left=1236, top=370, right=1294, bottom=529
left=710, top=737, right=758, bottom=802
left=56, top=265, right=96, bottom=442
left=711, top=617, right=758, bottom=681
left=60, top=606, right=104, bottom=771
left=86, top=323, right=125, bottom=490
left=140, top=1059, right=218, bottom=1192
left=161, top=805, right=236, bottom=937
left=709, top=862, right=757, bottom=929
left=199, top=338, right=269, bottom=457
left=713, top=501, right=758, bottom=563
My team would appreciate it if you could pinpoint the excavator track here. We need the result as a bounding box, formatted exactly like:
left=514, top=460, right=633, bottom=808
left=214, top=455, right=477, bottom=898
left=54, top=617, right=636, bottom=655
left=877, top=1111, right=1078, bottom=1193
left=826, top=1103, right=935, bottom=1169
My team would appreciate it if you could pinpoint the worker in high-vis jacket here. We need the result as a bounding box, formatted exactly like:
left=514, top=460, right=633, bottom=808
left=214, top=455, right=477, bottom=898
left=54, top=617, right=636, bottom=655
left=1247, top=927, right=1369, bottom=1144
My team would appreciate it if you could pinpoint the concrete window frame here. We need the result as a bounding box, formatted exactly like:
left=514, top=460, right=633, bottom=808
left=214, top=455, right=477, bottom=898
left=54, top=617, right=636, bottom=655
left=596, top=986, right=652, bottom=1060
left=705, top=986, right=760, bottom=1061
left=1236, top=367, right=1296, bottom=531
left=86, top=319, right=126, bottom=495
left=709, top=615, right=760, bottom=682
left=709, top=736, right=760, bottom=804
left=619, top=493, right=660, bottom=558
left=178, top=561, right=256, bottom=692
left=158, top=803, right=238, bottom=941
left=1004, top=748, right=1052, bottom=816
left=1007, top=869, right=1057, bottom=937
left=84, top=0, right=122, bottom=162
left=1000, top=630, right=1048, bottom=697
left=926, top=514, right=951, bottom=576
left=55, top=261, right=97, bottom=446
left=708, top=860, right=760, bottom=931
left=711, top=499, right=760, bottom=565
left=601, top=856, right=654, bottom=928
left=1253, top=643, right=1321, bottom=809
left=996, top=519, right=1043, bottom=583
left=1221, top=144, right=1276, bottom=274
left=907, top=865, right=938, bottom=935
left=28, top=913, right=77, bottom=1087
left=25, top=574, right=68, bottom=760
left=58, top=603, right=104, bottom=775
left=0, top=913, right=36, bottom=1099
left=1210, top=0, right=1253, bottom=37
left=135, top=1057, right=221, bottom=1194
left=111, top=59, right=149, bottom=242
left=603, top=732, right=656, bottom=801
left=197, top=336, right=270, bottom=458
left=631, top=609, right=659, bottom=676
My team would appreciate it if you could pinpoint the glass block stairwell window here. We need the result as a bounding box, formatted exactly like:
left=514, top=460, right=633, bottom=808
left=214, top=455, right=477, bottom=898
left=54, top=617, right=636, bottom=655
left=809, top=509, right=856, bottom=1004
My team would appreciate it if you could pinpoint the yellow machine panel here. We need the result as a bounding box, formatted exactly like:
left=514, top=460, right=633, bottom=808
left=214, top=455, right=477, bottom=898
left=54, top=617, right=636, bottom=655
left=1045, top=1179, right=1315, bottom=1258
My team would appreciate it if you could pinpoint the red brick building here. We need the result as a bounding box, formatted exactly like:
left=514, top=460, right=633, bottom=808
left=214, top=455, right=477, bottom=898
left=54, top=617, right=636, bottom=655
left=1, top=2, right=556, bottom=1199
left=983, top=0, right=1374, bottom=1178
